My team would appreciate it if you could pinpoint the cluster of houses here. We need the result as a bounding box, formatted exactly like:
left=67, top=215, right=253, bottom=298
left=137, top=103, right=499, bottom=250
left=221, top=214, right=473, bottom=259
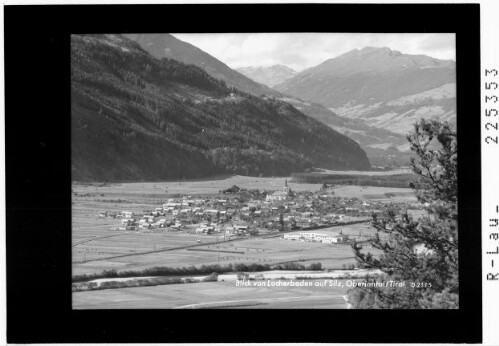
left=283, top=232, right=346, bottom=244
left=105, top=180, right=393, bottom=235
left=195, top=223, right=251, bottom=235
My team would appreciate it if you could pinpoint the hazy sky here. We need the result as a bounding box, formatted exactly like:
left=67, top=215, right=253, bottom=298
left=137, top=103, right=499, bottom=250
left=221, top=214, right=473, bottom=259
left=172, top=33, right=455, bottom=72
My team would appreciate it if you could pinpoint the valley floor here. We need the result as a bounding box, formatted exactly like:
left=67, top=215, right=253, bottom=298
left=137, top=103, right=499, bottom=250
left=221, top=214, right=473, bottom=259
left=72, top=280, right=350, bottom=309
left=73, top=174, right=416, bottom=198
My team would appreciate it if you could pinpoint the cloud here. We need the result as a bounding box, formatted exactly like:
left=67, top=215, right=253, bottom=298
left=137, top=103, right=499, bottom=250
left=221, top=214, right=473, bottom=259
left=419, top=34, right=455, bottom=52
left=418, top=34, right=456, bottom=60
left=172, top=33, right=456, bottom=71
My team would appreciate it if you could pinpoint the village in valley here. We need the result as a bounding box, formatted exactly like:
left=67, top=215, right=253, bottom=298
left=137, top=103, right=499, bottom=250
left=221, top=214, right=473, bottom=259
left=106, top=180, right=379, bottom=241
left=72, top=174, right=421, bottom=309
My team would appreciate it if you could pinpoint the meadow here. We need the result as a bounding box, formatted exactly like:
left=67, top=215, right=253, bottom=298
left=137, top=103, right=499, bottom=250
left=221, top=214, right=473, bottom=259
left=72, top=280, right=350, bottom=309
left=73, top=173, right=415, bottom=198
left=72, top=226, right=367, bottom=275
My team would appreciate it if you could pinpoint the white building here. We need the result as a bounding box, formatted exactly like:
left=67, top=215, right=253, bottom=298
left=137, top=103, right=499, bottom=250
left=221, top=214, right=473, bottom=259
left=121, top=218, right=135, bottom=225
left=299, top=232, right=315, bottom=239
left=225, top=227, right=237, bottom=235
left=321, top=236, right=344, bottom=244
left=283, top=234, right=301, bottom=240
left=299, top=232, right=344, bottom=243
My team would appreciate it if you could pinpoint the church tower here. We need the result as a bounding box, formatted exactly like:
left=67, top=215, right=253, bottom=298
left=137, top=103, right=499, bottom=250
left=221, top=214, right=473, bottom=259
left=284, top=179, right=290, bottom=195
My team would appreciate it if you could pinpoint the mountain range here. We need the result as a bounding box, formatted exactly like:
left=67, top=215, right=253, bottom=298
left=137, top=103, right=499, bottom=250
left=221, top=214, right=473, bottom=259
left=237, top=65, right=297, bottom=87
left=275, top=46, right=456, bottom=139
left=124, top=34, right=411, bottom=165
left=71, top=34, right=370, bottom=181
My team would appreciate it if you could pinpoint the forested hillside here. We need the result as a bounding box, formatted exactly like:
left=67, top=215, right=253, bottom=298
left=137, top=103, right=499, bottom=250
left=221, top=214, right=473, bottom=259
left=123, top=33, right=279, bottom=97
left=71, top=34, right=370, bottom=181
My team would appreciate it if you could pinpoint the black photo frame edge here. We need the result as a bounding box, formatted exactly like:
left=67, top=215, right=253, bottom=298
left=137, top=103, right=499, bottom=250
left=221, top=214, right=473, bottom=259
left=5, top=3, right=481, bottom=344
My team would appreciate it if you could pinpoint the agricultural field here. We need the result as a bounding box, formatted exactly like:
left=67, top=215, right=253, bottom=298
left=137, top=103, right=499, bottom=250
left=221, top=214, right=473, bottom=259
left=72, top=224, right=371, bottom=275
left=332, top=185, right=416, bottom=202
left=73, top=174, right=325, bottom=199
left=73, top=173, right=415, bottom=201
left=72, top=280, right=350, bottom=309
left=319, top=169, right=412, bottom=176
left=196, top=235, right=361, bottom=269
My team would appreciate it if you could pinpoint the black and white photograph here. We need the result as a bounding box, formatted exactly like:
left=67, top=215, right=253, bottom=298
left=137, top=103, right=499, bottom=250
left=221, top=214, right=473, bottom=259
left=71, top=32, right=458, bottom=310
left=5, top=2, right=489, bottom=344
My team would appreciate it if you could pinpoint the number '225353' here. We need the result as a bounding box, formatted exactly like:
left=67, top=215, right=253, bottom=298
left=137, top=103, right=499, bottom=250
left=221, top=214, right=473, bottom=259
left=485, top=69, right=498, bottom=144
